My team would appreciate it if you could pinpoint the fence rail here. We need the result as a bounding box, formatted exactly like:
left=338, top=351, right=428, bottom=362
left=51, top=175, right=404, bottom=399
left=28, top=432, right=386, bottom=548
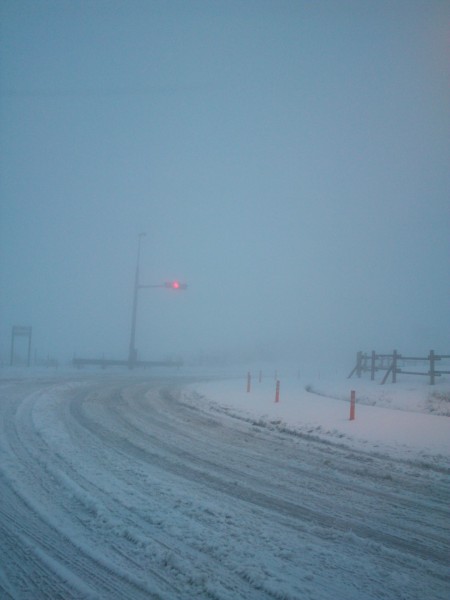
left=348, top=350, right=450, bottom=385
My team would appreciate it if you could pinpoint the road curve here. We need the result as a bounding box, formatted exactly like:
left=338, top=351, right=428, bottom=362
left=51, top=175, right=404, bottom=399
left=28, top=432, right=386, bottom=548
left=0, top=375, right=449, bottom=599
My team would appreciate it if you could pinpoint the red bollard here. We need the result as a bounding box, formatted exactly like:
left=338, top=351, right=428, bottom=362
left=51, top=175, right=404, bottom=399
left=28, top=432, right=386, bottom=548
left=247, top=371, right=251, bottom=393
left=350, top=390, right=356, bottom=420
left=275, top=380, right=280, bottom=403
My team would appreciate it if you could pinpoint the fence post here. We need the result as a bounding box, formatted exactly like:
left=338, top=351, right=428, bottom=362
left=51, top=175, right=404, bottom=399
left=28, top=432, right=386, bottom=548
left=356, top=351, right=362, bottom=378
left=275, top=380, right=280, bottom=403
left=246, top=371, right=251, bottom=393
left=362, top=353, right=368, bottom=374
left=350, top=390, right=356, bottom=420
left=429, top=350, right=435, bottom=385
left=392, top=350, right=398, bottom=384
left=371, top=350, right=376, bottom=381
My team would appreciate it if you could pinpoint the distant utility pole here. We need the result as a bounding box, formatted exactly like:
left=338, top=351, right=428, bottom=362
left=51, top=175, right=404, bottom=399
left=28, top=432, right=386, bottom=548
left=128, top=232, right=146, bottom=367
left=10, top=325, right=32, bottom=367
left=127, top=233, right=187, bottom=369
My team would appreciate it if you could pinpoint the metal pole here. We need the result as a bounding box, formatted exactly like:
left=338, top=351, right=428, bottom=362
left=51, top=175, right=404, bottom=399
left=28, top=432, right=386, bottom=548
left=128, top=233, right=146, bottom=368
left=27, top=328, right=32, bottom=367
left=10, top=327, right=14, bottom=366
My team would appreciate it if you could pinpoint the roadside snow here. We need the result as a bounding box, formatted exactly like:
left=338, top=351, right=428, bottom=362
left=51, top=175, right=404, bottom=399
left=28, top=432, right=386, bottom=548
left=187, top=374, right=450, bottom=468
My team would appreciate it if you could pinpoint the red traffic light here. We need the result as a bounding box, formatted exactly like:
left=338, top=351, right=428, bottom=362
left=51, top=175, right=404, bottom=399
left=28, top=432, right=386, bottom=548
left=164, top=281, right=187, bottom=290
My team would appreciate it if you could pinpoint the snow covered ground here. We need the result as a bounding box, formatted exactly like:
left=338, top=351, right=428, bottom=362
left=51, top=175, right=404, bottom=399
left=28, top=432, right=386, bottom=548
left=0, top=367, right=449, bottom=599
left=188, top=370, right=450, bottom=468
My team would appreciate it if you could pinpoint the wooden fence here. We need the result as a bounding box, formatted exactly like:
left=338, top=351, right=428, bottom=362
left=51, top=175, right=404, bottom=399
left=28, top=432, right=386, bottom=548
left=348, top=350, right=450, bottom=385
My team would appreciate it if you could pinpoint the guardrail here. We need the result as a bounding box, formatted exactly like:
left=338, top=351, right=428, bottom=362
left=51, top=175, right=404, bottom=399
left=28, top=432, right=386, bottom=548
left=73, top=358, right=182, bottom=369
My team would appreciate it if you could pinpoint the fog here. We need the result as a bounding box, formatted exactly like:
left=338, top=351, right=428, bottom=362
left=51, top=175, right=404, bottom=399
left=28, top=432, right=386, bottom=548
left=1, top=0, right=449, bottom=370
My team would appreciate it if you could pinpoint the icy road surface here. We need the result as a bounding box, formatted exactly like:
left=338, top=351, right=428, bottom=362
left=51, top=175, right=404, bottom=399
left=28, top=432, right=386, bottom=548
left=0, top=374, right=449, bottom=599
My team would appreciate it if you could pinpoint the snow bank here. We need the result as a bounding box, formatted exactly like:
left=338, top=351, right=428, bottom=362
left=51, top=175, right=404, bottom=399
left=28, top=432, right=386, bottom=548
left=187, top=374, right=450, bottom=468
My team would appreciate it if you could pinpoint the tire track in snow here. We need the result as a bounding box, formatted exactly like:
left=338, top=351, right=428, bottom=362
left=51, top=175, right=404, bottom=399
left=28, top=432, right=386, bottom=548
left=1, top=379, right=279, bottom=600
left=1, top=376, right=449, bottom=600
left=70, top=382, right=449, bottom=567
left=0, top=382, right=176, bottom=600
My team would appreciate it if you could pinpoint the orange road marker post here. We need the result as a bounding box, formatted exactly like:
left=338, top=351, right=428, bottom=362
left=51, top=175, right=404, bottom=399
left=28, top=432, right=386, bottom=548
left=350, top=390, right=356, bottom=421
left=275, top=380, right=280, bottom=403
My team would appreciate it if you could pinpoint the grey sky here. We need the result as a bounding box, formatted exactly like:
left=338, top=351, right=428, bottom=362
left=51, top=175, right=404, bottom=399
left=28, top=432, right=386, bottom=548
left=1, top=0, right=449, bottom=368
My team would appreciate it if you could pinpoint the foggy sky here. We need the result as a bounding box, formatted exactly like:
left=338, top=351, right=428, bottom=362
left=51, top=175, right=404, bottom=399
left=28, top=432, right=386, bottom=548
left=1, top=0, right=449, bottom=369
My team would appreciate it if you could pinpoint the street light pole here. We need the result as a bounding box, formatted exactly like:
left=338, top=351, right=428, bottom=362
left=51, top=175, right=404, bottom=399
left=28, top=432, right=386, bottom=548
left=127, top=233, right=187, bottom=369
left=128, top=232, right=146, bottom=368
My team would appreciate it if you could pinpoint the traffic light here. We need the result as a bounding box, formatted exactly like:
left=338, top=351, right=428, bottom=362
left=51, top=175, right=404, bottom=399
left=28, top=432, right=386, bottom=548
left=164, top=281, right=187, bottom=290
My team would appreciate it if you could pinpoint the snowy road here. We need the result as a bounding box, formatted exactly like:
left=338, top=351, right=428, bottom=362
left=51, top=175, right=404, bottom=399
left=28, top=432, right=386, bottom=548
left=0, top=374, right=449, bottom=599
